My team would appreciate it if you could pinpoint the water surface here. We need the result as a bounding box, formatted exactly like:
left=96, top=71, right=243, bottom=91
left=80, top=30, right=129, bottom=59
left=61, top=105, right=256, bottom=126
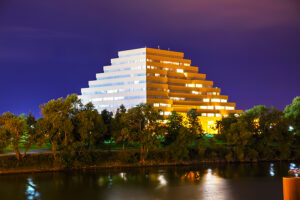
left=0, top=162, right=298, bottom=200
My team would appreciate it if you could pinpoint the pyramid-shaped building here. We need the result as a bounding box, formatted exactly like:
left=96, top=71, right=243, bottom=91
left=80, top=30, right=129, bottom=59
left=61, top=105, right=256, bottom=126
left=80, top=47, right=242, bottom=133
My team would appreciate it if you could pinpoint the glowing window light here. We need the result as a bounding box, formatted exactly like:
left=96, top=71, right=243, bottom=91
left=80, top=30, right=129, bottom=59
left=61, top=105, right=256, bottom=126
left=203, top=99, right=210, bottom=102
left=93, top=98, right=103, bottom=102
left=216, top=114, right=222, bottom=117
left=196, top=84, right=203, bottom=88
left=208, top=113, right=214, bottom=117
left=202, top=113, right=207, bottom=116
left=211, top=99, right=221, bottom=102
left=107, top=89, right=118, bottom=94
left=114, top=96, right=124, bottom=100
left=154, top=103, right=160, bottom=107
left=221, top=99, right=227, bottom=103
left=160, top=103, right=171, bottom=107
left=186, top=84, right=195, bottom=87
left=103, top=97, right=113, bottom=101
left=164, top=112, right=171, bottom=115
left=215, top=106, right=225, bottom=110
left=200, top=106, right=208, bottom=109
left=207, top=106, right=214, bottom=110
left=192, top=91, right=199, bottom=94
left=225, top=106, right=234, bottom=110
left=177, top=69, right=184, bottom=73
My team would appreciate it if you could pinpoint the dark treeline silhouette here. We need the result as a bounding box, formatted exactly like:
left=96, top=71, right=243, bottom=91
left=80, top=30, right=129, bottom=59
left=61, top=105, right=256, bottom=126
left=0, top=94, right=299, bottom=168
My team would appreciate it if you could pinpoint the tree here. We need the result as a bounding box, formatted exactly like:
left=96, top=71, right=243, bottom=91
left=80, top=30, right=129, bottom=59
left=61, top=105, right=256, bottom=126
left=100, top=109, right=113, bottom=142
left=39, top=94, right=78, bottom=160
left=284, top=97, right=300, bottom=133
left=112, top=105, right=130, bottom=151
left=0, top=112, right=27, bottom=160
left=187, top=109, right=203, bottom=135
left=22, top=112, right=46, bottom=158
left=164, top=111, right=184, bottom=145
left=126, top=103, right=163, bottom=163
left=73, top=102, right=106, bottom=154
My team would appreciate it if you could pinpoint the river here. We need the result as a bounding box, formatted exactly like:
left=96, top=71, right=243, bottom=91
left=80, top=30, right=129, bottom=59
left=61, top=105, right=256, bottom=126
left=0, top=162, right=298, bottom=200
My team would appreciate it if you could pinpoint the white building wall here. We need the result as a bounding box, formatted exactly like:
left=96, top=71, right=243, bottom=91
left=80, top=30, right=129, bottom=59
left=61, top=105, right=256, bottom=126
left=80, top=48, right=147, bottom=113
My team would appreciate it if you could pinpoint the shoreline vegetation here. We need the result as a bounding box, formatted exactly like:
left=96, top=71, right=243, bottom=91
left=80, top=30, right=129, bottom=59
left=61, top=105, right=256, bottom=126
left=0, top=150, right=298, bottom=175
left=0, top=95, right=300, bottom=175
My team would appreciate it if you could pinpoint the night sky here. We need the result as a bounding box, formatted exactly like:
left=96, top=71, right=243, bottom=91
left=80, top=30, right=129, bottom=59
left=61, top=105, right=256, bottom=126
left=0, top=0, right=300, bottom=116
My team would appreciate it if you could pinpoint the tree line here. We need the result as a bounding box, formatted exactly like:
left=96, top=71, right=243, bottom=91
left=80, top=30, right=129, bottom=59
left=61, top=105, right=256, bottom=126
left=0, top=94, right=299, bottom=166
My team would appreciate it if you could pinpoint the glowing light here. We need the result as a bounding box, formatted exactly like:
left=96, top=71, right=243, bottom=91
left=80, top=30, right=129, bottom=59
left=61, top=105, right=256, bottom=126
left=26, top=178, right=40, bottom=200
left=201, top=168, right=228, bottom=200
left=269, top=163, right=275, bottom=176
left=158, top=175, right=167, bottom=186
left=119, top=172, right=127, bottom=181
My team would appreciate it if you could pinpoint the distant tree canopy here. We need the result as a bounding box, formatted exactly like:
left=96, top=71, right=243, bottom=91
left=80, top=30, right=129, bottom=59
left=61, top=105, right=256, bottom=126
left=0, top=94, right=299, bottom=164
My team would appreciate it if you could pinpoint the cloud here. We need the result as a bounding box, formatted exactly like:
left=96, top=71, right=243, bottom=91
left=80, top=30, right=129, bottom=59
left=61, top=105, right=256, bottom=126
left=0, top=26, right=84, bottom=39
left=159, top=0, right=300, bottom=30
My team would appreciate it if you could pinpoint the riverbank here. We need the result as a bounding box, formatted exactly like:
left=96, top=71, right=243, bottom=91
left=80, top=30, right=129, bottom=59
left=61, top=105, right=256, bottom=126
left=0, top=150, right=298, bottom=175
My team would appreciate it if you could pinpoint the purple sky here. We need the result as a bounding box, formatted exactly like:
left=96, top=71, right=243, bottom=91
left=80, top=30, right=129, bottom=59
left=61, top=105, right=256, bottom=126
left=0, top=0, right=300, bottom=116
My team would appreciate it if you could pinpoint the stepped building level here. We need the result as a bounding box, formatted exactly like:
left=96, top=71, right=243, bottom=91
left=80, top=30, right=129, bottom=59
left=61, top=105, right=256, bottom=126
left=80, top=47, right=242, bottom=133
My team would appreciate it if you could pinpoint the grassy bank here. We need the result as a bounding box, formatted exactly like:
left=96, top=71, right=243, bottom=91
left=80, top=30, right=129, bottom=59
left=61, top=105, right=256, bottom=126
left=0, top=148, right=298, bottom=175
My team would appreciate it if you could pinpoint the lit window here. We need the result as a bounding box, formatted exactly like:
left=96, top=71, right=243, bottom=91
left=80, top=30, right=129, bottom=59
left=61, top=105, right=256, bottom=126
left=114, top=96, right=124, bottom=100
left=160, top=103, right=171, bottom=107
left=207, top=106, right=214, bottom=110
left=192, top=91, right=199, bottom=94
left=226, top=106, right=234, bottom=110
left=201, top=113, right=207, bottom=116
left=215, top=106, right=225, bottom=110
left=200, top=106, right=208, bottom=109
left=155, top=73, right=160, bottom=77
left=177, top=69, right=184, bottom=73
left=211, top=99, right=220, bottom=102
left=93, top=98, right=103, bottom=102
left=103, top=97, right=113, bottom=101
left=154, top=103, right=159, bottom=107
left=186, top=84, right=195, bottom=87
left=221, top=99, right=227, bottom=103
left=203, top=99, right=210, bottom=102
left=107, top=89, right=118, bottom=94
left=164, top=112, right=171, bottom=115
left=208, top=113, right=214, bottom=117
left=216, top=114, right=221, bottom=117
left=196, top=84, right=203, bottom=88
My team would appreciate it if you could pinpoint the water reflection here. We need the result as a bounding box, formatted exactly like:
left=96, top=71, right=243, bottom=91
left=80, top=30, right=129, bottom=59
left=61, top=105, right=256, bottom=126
left=201, top=168, right=228, bottom=200
left=26, top=178, right=40, bottom=200
left=270, top=163, right=275, bottom=176
left=0, top=162, right=298, bottom=200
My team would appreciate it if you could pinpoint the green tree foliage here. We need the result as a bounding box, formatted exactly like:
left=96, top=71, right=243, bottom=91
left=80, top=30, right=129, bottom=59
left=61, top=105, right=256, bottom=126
left=218, top=106, right=294, bottom=161
left=187, top=109, right=203, bottom=135
left=111, top=105, right=130, bottom=151
left=284, top=96, right=300, bottom=133
left=284, top=96, right=300, bottom=158
left=0, top=112, right=27, bottom=160
left=100, top=109, right=113, bottom=142
left=38, top=94, right=106, bottom=165
left=164, top=111, right=184, bottom=145
left=72, top=102, right=106, bottom=153
left=125, top=103, right=163, bottom=163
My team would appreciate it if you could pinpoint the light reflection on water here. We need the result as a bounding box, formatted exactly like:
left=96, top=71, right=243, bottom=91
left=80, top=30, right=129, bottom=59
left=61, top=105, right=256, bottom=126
left=0, top=162, right=297, bottom=200
left=26, top=178, right=40, bottom=200
left=269, top=163, right=275, bottom=176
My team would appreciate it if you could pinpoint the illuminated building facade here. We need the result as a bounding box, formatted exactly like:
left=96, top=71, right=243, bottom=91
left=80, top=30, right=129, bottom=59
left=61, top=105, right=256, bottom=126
left=80, top=47, right=242, bottom=133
